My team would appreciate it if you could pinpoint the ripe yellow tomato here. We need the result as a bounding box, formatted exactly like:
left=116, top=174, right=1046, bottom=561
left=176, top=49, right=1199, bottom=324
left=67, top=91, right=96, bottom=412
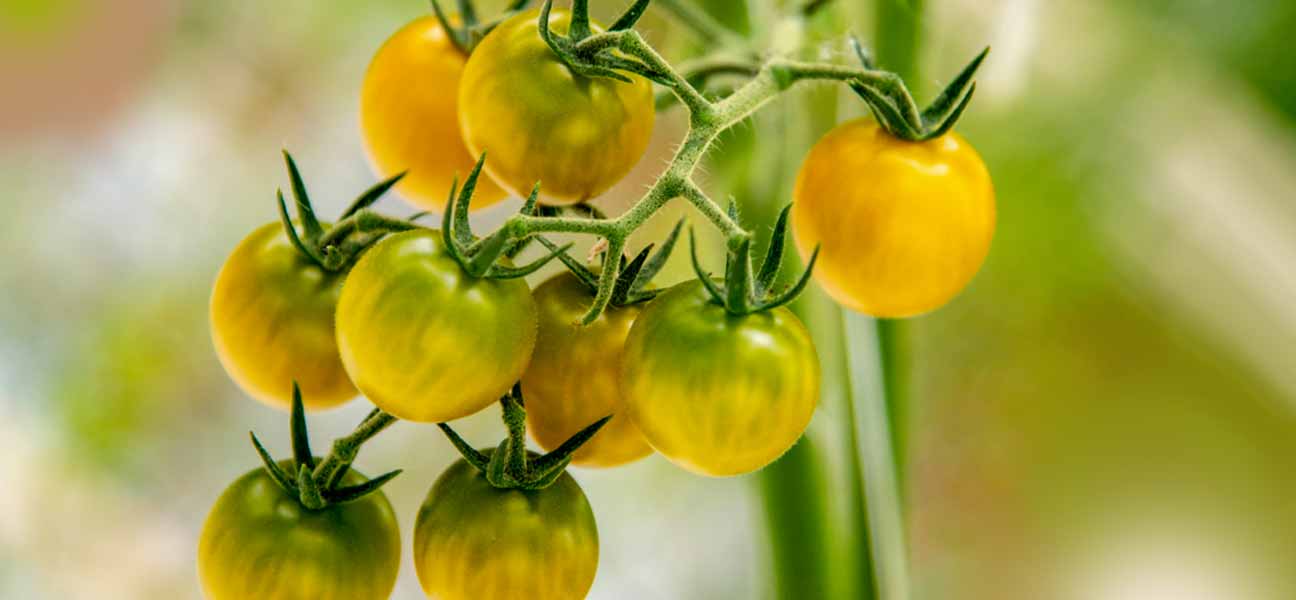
left=522, top=271, right=652, bottom=468
left=335, top=229, right=537, bottom=423
left=792, top=118, right=995, bottom=317
left=621, top=282, right=820, bottom=477
left=210, top=222, right=355, bottom=410
left=414, top=457, right=598, bottom=600
left=458, top=8, right=655, bottom=205
left=198, top=461, right=401, bottom=600
left=360, top=16, right=507, bottom=211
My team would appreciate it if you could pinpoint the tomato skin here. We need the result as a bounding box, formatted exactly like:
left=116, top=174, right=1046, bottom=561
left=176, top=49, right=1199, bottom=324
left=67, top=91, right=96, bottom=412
left=522, top=272, right=652, bottom=468
left=621, top=282, right=820, bottom=477
left=210, top=222, right=356, bottom=410
left=361, top=16, right=507, bottom=211
left=197, top=461, right=401, bottom=600
left=414, top=457, right=598, bottom=600
left=335, top=229, right=537, bottom=423
left=459, top=8, right=655, bottom=204
left=792, top=119, right=995, bottom=317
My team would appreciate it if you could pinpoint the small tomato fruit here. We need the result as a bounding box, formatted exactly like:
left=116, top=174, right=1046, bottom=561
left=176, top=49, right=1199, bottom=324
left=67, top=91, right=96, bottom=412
left=335, top=229, right=537, bottom=423
left=621, top=281, right=820, bottom=477
left=792, top=119, right=995, bottom=317
left=360, top=16, right=507, bottom=211
left=414, top=456, right=598, bottom=600
left=458, top=8, right=654, bottom=204
left=197, top=461, right=401, bottom=600
left=522, top=271, right=652, bottom=468
left=210, top=222, right=355, bottom=410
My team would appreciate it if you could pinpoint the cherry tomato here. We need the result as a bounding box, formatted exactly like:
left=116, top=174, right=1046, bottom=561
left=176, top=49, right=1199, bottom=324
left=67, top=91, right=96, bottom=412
left=198, top=461, right=400, bottom=600
left=335, top=229, right=537, bottom=423
left=414, top=457, right=598, bottom=600
left=621, top=281, right=820, bottom=477
left=210, top=222, right=355, bottom=410
left=360, top=16, right=508, bottom=211
left=522, top=271, right=652, bottom=468
left=458, top=8, right=655, bottom=204
left=792, top=119, right=995, bottom=317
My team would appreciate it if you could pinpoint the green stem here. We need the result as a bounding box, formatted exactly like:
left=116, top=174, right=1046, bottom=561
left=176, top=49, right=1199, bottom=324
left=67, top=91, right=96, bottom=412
left=312, top=409, right=398, bottom=490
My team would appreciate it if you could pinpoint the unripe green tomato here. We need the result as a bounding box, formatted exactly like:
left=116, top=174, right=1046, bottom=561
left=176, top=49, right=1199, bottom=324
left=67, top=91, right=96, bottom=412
left=459, top=8, right=655, bottom=205
left=197, top=461, right=401, bottom=600
left=792, top=119, right=995, bottom=317
left=522, top=271, right=653, bottom=468
left=335, top=229, right=537, bottom=423
left=210, top=222, right=356, bottom=410
left=621, top=281, right=820, bottom=476
left=414, top=457, right=599, bottom=600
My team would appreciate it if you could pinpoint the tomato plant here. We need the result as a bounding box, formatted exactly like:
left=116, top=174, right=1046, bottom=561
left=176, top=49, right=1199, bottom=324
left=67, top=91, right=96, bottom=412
left=458, top=7, right=655, bottom=204
left=361, top=16, right=508, bottom=211
left=793, top=118, right=995, bottom=317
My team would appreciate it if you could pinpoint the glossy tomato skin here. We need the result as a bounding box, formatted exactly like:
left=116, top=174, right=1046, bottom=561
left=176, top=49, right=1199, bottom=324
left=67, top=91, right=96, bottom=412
left=414, top=457, right=598, bottom=600
left=621, top=282, right=820, bottom=477
left=459, top=9, right=654, bottom=205
left=198, top=461, right=400, bottom=600
left=522, top=272, right=652, bottom=468
left=210, top=222, right=356, bottom=410
left=335, top=229, right=537, bottom=423
left=361, top=16, right=507, bottom=211
left=792, top=119, right=995, bottom=317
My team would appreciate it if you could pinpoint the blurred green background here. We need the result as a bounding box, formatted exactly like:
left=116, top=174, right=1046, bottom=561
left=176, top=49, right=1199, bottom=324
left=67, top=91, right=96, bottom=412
left=3, top=0, right=1296, bottom=598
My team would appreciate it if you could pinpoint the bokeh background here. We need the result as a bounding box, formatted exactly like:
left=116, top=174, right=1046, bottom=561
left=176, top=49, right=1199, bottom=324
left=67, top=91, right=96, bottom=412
left=3, top=0, right=1296, bottom=598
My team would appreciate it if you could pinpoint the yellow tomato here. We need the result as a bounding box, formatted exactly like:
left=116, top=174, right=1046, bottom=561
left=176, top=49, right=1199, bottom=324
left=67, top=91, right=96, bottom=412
left=335, top=229, right=537, bottom=423
left=458, top=9, right=655, bottom=204
left=792, top=118, right=995, bottom=317
left=522, top=271, right=652, bottom=468
left=210, top=222, right=355, bottom=410
left=621, top=282, right=820, bottom=477
left=360, top=16, right=507, bottom=211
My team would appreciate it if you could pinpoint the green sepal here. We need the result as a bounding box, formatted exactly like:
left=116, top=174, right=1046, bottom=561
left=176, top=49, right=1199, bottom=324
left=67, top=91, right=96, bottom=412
left=297, top=463, right=325, bottom=510
left=250, top=432, right=297, bottom=494
left=689, top=227, right=728, bottom=305
left=282, top=150, right=325, bottom=243
left=487, top=240, right=574, bottom=279
left=437, top=423, right=492, bottom=472
left=609, top=245, right=653, bottom=305
left=755, top=205, right=791, bottom=292
left=503, top=183, right=543, bottom=259
left=276, top=190, right=325, bottom=268
left=340, top=171, right=406, bottom=219
left=609, top=0, right=651, bottom=31
left=538, top=0, right=639, bottom=84
left=322, top=469, right=403, bottom=505
left=689, top=205, right=819, bottom=315
left=529, top=414, right=611, bottom=476
left=289, top=382, right=314, bottom=471
left=439, top=155, right=557, bottom=279
left=630, top=218, right=684, bottom=295
left=538, top=236, right=600, bottom=289
left=848, top=44, right=989, bottom=141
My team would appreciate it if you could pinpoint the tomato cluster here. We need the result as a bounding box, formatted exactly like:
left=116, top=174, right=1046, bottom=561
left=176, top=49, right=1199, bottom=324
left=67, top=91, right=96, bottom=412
left=200, top=1, right=994, bottom=598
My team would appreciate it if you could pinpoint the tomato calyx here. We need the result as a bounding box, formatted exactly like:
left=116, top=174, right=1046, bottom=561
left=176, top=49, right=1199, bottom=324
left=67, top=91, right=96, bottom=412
left=539, top=218, right=683, bottom=307
left=537, top=0, right=659, bottom=84
left=441, top=154, right=572, bottom=279
left=429, top=0, right=532, bottom=55
left=277, top=150, right=416, bottom=272
left=249, top=383, right=401, bottom=509
left=840, top=38, right=989, bottom=141
left=439, top=384, right=610, bottom=490
left=690, top=204, right=820, bottom=315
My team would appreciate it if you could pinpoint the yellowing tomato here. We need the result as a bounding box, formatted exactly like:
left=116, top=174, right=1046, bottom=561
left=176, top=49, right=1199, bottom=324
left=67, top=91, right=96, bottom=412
left=414, top=457, right=598, bottom=600
left=458, top=8, right=655, bottom=204
left=792, top=118, right=995, bottom=317
left=361, top=16, right=507, bottom=211
left=210, top=222, right=355, bottom=411
left=335, top=229, right=537, bottom=423
left=621, top=282, right=820, bottom=477
left=522, top=271, right=652, bottom=468
left=198, top=461, right=401, bottom=600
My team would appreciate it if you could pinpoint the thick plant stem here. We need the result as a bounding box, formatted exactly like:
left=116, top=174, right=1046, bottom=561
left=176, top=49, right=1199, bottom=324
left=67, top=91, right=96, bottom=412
left=312, top=409, right=398, bottom=489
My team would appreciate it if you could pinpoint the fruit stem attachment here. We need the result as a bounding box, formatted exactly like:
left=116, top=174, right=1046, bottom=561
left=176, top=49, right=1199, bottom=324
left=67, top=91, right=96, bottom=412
left=249, top=383, right=401, bottom=510
left=438, top=384, right=610, bottom=491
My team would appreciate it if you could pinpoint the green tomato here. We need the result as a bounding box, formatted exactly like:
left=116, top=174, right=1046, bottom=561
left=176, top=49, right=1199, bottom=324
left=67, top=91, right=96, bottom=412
left=335, top=229, right=538, bottom=423
left=197, top=461, right=400, bottom=600
left=414, top=457, right=599, bottom=600
left=210, top=222, right=356, bottom=411
left=621, top=281, right=820, bottom=477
